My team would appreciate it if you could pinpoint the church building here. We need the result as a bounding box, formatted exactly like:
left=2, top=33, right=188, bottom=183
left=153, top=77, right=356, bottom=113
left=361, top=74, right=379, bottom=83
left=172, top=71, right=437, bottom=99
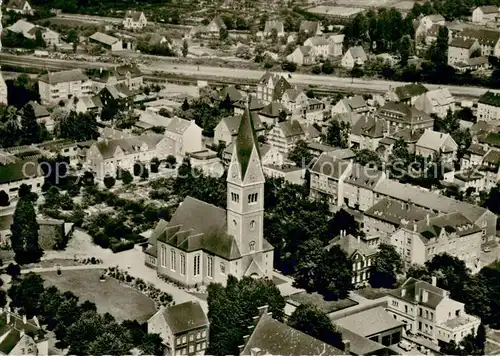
left=144, top=103, right=274, bottom=287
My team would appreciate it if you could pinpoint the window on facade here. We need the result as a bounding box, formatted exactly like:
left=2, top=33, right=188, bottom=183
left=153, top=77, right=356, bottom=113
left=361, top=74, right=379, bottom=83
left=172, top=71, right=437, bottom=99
left=180, top=254, right=186, bottom=276
left=405, top=305, right=408, bottom=313
left=220, top=262, right=226, bottom=275
left=196, top=332, right=201, bottom=339
left=189, top=345, right=194, bottom=353
left=248, top=193, right=258, bottom=204
left=181, top=336, right=186, bottom=344
left=201, top=342, right=206, bottom=349
left=170, top=250, right=176, bottom=271
left=231, top=192, right=239, bottom=203
left=194, top=254, right=201, bottom=276
left=161, top=245, right=167, bottom=267
left=250, top=220, right=256, bottom=230
left=201, top=330, right=206, bottom=338
left=189, top=335, right=194, bottom=341
left=249, top=241, right=256, bottom=251
left=207, top=255, right=213, bottom=278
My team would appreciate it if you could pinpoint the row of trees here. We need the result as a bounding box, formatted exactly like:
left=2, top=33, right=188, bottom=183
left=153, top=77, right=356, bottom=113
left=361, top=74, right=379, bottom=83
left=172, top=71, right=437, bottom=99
left=8, top=273, right=164, bottom=355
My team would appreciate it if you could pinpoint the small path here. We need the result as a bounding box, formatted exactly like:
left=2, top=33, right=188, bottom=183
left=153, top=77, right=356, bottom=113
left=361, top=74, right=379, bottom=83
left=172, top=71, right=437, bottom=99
left=21, top=264, right=107, bottom=274
left=487, top=338, right=500, bottom=347
left=348, top=291, right=370, bottom=305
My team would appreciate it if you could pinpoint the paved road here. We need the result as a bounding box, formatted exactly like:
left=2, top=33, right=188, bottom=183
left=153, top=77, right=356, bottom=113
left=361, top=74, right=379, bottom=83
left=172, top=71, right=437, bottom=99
left=1, top=53, right=497, bottom=97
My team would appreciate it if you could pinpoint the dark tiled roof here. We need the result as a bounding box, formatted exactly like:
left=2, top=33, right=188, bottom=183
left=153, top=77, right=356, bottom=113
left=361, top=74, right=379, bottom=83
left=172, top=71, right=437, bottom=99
left=389, top=277, right=447, bottom=309
left=259, top=101, right=291, bottom=118
left=415, top=212, right=481, bottom=240
left=337, top=326, right=387, bottom=356
left=235, top=95, right=266, bottom=111
left=161, top=197, right=241, bottom=260
left=450, top=37, right=477, bottom=49
left=235, top=104, right=261, bottom=179
left=467, top=143, right=489, bottom=156
left=327, top=234, right=376, bottom=257
left=460, top=28, right=500, bottom=46
left=483, top=149, right=500, bottom=164
left=220, top=86, right=243, bottom=103
left=478, top=5, right=498, bottom=14
left=163, top=301, right=208, bottom=335
left=278, top=120, right=304, bottom=139
left=479, top=132, right=500, bottom=148
left=94, top=134, right=165, bottom=159
left=335, top=306, right=403, bottom=338
left=394, top=83, right=428, bottom=100
left=351, top=113, right=385, bottom=138
left=221, top=113, right=264, bottom=136
left=39, top=69, right=88, bottom=85
left=0, top=160, right=40, bottom=184
left=241, top=314, right=345, bottom=356
left=125, top=10, right=144, bottom=22
left=26, top=101, right=49, bottom=118
left=300, top=20, right=320, bottom=33
left=364, top=198, right=436, bottom=227
left=391, top=127, right=425, bottom=142
left=310, top=153, right=350, bottom=179
left=378, top=102, right=433, bottom=125
left=344, top=163, right=384, bottom=188
left=478, top=91, right=500, bottom=107
left=6, top=0, right=27, bottom=10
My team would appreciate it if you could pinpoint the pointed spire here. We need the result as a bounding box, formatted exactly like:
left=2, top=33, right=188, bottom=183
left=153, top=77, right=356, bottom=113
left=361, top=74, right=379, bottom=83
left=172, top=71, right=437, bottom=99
left=235, top=100, right=260, bottom=179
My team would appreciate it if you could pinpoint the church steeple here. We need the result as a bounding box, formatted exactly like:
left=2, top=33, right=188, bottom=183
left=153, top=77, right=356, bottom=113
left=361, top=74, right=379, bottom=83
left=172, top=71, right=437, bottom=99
left=234, top=98, right=261, bottom=181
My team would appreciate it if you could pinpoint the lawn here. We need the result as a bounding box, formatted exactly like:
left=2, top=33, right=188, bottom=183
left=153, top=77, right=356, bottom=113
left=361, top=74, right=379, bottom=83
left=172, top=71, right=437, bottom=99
left=485, top=341, right=500, bottom=355
left=355, top=286, right=393, bottom=300
left=38, top=269, right=156, bottom=322
left=287, top=292, right=357, bottom=314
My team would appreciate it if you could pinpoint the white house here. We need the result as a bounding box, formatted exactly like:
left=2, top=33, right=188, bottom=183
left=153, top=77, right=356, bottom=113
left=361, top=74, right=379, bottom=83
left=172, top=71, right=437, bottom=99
left=263, top=20, right=285, bottom=37
left=0, top=160, right=44, bottom=201
left=415, top=129, right=458, bottom=163
left=303, top=36, right=331, bottom=58
left=332, top=95, right=369, bottom=115
left=414, top=88, right=455, bottom=118
left=299, top=21, right=321, bottom=36
left=7, top=20, right=60, bottom=46
left=328, top=34, right=344, bottom=57
left=447, top=37, right=480, bottom=67
left=286, top=46, right=314, bottom=66
left=214, top=112, right=265, bottom=146
left=123, top=10, right=147, bottom=30
left=281, top=89, right=308, bottom=115
left=414, top=14, right=445, bottom=44
left=341, top=46, right=368, bottom=69
left=164, top=117, right=203, bottom=157
left=38, top=69, right=92, bottom=104
left=5, top=0, right=33, bottom=15
left=472, top=6, right=499, bottom=25
left=89, top=32, right=123, bottom=51
left=477, top=91, right=500, bottom=122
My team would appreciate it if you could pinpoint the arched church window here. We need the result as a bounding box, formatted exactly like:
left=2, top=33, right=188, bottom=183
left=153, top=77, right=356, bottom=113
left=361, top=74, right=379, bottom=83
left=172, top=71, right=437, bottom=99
left=250, top=220, right=256, bottom=230
left=220, top=262, right=226, bottom=275
left=248, top=193, right=258, bottom=204
left=249, top=241, right=256, bottom=251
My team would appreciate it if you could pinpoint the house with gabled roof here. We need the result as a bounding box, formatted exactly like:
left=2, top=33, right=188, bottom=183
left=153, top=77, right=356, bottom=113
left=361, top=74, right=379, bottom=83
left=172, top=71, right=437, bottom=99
left=256, top=72, right=291, bottom=104
left=89, top=32, right=123, bottom=51
left=415, top=14, right=445, bottom=44
left=147, top=301, right=209, bottom=356
left=258, top=101, right=291, bottom=125
left=280, top=88, right=308, bottom=114
left=415, top=88, right=455, bottom=118
left=477, top=90, right=500, bottom=122
left=123, top=10, right=147, bottom=30
left=386, top=83, right=428, bottom=105
left=377, top=102, right=434, bottom=134
left=164, top=117, right=203, bottom=157
left=0, top=160, right=44, bottom=200
left=267, top=119, right=308, bottom=156
left=90, top=65, right=143, bottom=92
left=386, top=277, right=480, bottom=345
left=448, top=37, right=480, bottom=67
left=5, top=0, right=33, bottom=15
left=349, top=113, right=386, bottom=151
left=207, top=15, right=226, bottom=33
left=342, top=163, right=386, bottom=212
left=472, top=6, right=499, bottom=25
left=415, top=129, right=458, bottom=163
left=0, top=312, right=49, bottom=356
left=214, top=112, right=264, bottom=146
left=341, top=46, right=367, bottom=69
left=286, top=46, right=314, bottom=66
left=332, top=95, right=369, bottom=115
left=146, top=103, right=274, bottom=287
left=303, top=36, right=331, bottom=58
left=299, top=20, right=321, bottom=36
left=263, top=20, right=285, bottom=37
left=457, top=27, right=500, bottom=57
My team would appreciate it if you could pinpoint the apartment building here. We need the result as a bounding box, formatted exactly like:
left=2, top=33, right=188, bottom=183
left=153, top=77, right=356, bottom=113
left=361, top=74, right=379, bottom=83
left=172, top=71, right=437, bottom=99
left=447, top=38, right=480, bottom=67
left=477, top=91, right=500, bottom=122
left=256, top=72, right=291, bottom=104
left=386, top=277, right=480, bottom=345
left=377, top=102, right=434, bottom=134
left=414, top=88, right=455, bottom=119
left=266, top=120, right=306, bottom=156
left=38, top=69, right=92, bottom=104
left=0, top=160, right=44, bottom=200
left=342, top=164, right=386, bottom=212
left=389, top=213, right=482, bottom=271
left=386, top=83, right=428, bottom=106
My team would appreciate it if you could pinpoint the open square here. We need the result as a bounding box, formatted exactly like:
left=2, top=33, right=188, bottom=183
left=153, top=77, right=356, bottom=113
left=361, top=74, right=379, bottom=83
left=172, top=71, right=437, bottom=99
left=38, top=269, right=156, bottom=322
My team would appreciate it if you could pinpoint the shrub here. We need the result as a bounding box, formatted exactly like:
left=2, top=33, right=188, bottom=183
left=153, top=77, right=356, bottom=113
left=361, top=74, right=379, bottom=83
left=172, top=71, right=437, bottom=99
left=312, top=65, right=321, bottom=74
left=6, top=263, right=21, bottom=278
left=103, top=176, right=116, bottom=189
left=281, top=60, right=297, bottom=72
left=165, top=155, right=177, bottom=167
left=133, top=162, right=143, bottom=177
left=150, top=157, right=160, bottom=173
left=110, top=241, right=135, bottom=253
left=121, top=170, right=133, bottom=185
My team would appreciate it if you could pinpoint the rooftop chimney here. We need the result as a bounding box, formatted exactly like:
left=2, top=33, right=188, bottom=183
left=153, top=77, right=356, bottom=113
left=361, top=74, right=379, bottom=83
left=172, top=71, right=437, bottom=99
left=357, top=235, right=361, bottom=244
left=251, top=347, right=262, bottom=356
left=422, top=289, right=429, bottom=303
left=343, top=340, right=351, bottom=353
left=23, top=314, right=27, bottom=324
left=401, top=288, right=406, bottom=297
left=413, top=223, right=417, bottom=232
left=431, top=276, right=437, bottom=286
left=426, top=214, right=430, bottom=226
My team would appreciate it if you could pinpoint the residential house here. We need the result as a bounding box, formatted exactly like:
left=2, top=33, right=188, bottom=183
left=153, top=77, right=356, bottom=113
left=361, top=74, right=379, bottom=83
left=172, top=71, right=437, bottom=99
left=424, top=24, right=444, bottom=46
left=447, top=37, right=480, bottom=67
left=477, top=91, right=500, bottom=122
left=304, top=98, right=325, bottom=125
left=267, top=120, right=307, bottom=156
left=341, top=46, right=368, bottom=69
left=5, top=0, right=33, bottom=15
left=0, top=312, right=49, bottom=355
left=89, top=32, right=123, bottom=51
left=280, top=89, right=308, bottom=115
left=258, top=101, right=291, bottom=126
left=349, top=113, right=386, bottom=151
left=415, top=129, right=458, bottom=163
left=256, top=72, right=291, bottom=104
left=461, top=143, right=490, bottom=169
left=454, top=56, right=490, bottom=72
left=386, top=277, right=481, bottom=344
left=164, top=117, right=203, bottom=157
left=86, top=134, right=175, bottom=180
left=456, top=28, right=500, bottom=57
left=71, top=95, right=102, bottom=114
left=327, top=233, right=377, bottom=287
left=333, top=306, right=404, bottom=347
left=364, top=198, right=436, bottom=241
left=90, top=65, right=144, bottom=91
left=286, top=46, right=314, bottom=66
left=309, top=153, right=352, bottom=210
left=263, top=20, right=285, bottom=37
left=38, top=69, right=92, bottom=104
left=148, top=301, right=209, bottom=356
left=343, top=163, right=386, bottom=212
left=378, top=128, right=425, bottom=159
left=214, top=112, right=265, bottom=146
left=25, top=101, right=52, bottom=131
left=99, top=84, right=135, bottom=110
left=328, top=34, right=345, bottom=57
left=414, top=88, right=455, bottom=118
left=219, top=85, right=244, bottom=104
left=146, top=107, right=274, bottom=287
left=0, top=160, right=43, bottom=200
left=0, top=73, right=7, bottom=105
left=7, top=20, right=60, bottom=46
left=240, top=306, right=345, bottom=355
left=472, top=6, right=499, bottom=25
left=123, top=10, right=147, bottom=30
left=222, top=143, right=284, bottom=168
left=414, top=14, right=445, bottom=44
left=332, top=95, right=369, bottom=116
left=448, top=170, right=486, bottom=193
left=234, top=95, right=266, bottom=115
left=386, top=83, right=428, bottom=105
left=373, top=179, right=497, bottom=243
left=303, top=36, right=331, bottom=58
left=480, top=149, right=500, bottom=190
left=207, top=16, right=226, bottom=34
left=377, top=102, right=434, bottom=134
left=299, top=21, right=321, bottom=36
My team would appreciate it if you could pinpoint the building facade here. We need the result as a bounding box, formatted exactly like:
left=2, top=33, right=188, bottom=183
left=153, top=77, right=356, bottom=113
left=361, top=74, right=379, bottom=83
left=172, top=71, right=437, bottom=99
left=38, top=69, right=92, bottom=104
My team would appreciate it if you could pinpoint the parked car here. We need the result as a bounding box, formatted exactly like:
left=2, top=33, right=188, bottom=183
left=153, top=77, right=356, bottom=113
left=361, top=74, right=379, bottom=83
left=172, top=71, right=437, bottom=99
left=398, top=340, right=413, bottom=351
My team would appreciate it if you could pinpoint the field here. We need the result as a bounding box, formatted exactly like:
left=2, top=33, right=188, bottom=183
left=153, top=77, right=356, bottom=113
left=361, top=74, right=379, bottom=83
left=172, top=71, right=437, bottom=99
left=39, top=269, right=156, bottom=322
left=309, top=0, right=416, bottom=11
left=308, top=5, right=365, bottom=17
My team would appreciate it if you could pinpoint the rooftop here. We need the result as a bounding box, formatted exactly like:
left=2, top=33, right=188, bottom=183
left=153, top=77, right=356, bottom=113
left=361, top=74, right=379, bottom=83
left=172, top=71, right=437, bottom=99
left=161, top=301, right=208, bottom=335
left=365, top=198, right=436, bottom=227
left=89, top=32, right=120, bottom=46
left=334, top=306, right=403, bottom=337
left=310, top=153, right=351, bottom=179
left=479, top=91, right=500, bottom=107
left=39, top=69, right=88, bottom=85
left=394, top=83, right=428, bottom=100
left=390, top=277, right=448, bottom=309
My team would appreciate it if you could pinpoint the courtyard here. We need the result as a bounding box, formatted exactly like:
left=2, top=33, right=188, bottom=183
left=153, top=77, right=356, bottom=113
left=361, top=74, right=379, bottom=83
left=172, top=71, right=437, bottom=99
left=38, top=268, right=156, bottom=322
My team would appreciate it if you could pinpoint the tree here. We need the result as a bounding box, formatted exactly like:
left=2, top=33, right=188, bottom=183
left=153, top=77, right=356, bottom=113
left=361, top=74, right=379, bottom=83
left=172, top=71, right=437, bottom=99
left=54, top=111, right=99, bottom=141
left=356, top=149, right=382, bottom=167
left=10, top=195, right=42, bottom=264
left=133, top=162, right=143, bottom=177
left=20, top=104, right=41, bottom=144
left=35, top=29, right=47, bottom=48
left=281, top=60, right=297, bottom=72
left=288, top=304, right=344, bottom=350
left=150, top=157, right=160, bottom=173
left=182, top=39, right=188, bottom=57
left=306, top=89, right=315, bottom=98
left=399, top=35, right=411, bottom=66
left=103, top=176, right=116, bottom=189
left=120, top=169, right=133, bottom=185
left=288, top=140, right=314, bottom=166
left=432, top=26, right=449, bottom=66
left=329, top=209, right=361, bottom=237
left=8, top=272, right=44, bottom=317
left=219, top=27, right=229, bottom=41
left=270, top=28, right=278, bottom=43
left=181, top=98, right=190, bottom=111
left=6, top=263, right=21, bottom=278
left=316, top=245, right=354, bottom=300
left=165, top=155, right=177, bottom=167
left=0, top=190, right=9, bottom=206
left=44, top=186, right=61, bottom=209
left=351, top=62, right=364, bottom=78
left=321, top=59, right=334, bottom=74
left=325, top=120, right=350, bottom=148
left=370, top=243, right=403, bottom=288
left=0, top=291, right=7, bottom=308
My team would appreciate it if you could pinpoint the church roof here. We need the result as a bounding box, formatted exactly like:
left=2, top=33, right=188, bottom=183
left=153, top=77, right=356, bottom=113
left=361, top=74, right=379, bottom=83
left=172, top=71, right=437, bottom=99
left=159, top=197, right=241, bottom=260
left=235, top=103, right=261, bottom=179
